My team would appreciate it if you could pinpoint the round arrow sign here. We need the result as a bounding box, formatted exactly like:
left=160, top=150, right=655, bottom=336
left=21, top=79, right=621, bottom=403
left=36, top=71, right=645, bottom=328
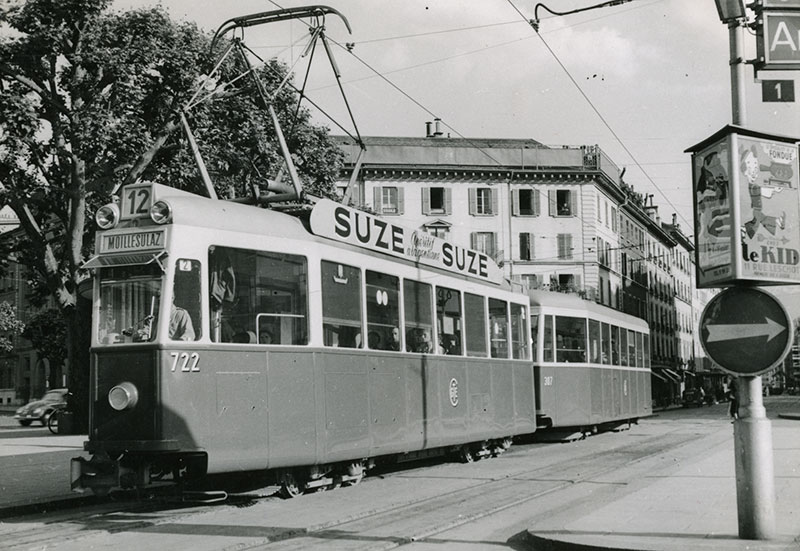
left=699, top=287, right=793, bottom=376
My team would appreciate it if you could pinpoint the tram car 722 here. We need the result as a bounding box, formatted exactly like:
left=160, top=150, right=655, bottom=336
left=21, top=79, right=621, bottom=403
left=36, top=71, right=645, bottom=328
left=71, top=183, right=536, bottom=497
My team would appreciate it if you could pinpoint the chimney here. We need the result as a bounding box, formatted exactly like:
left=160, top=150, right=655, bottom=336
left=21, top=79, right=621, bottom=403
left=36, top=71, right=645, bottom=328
left=425, top=121, right=433, bottom=138
left=433, top=118, right=443, bottom=137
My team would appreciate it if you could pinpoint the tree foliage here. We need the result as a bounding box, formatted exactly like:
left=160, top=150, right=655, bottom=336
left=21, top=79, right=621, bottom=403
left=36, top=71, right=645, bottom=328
left=21, top=307, right=66, bottom=367
left=0, top=301, right=25, bottom=353
left=0, top=0, right=345, bottom=427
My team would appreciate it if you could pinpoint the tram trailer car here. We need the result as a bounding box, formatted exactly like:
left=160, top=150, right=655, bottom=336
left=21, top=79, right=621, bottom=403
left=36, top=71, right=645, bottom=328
left=71, top=183, right=536, bottom=497
left=529, top=290, right=652, bottom=434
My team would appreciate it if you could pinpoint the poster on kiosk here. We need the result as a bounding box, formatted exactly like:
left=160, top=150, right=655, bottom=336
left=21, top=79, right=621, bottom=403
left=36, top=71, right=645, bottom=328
left=687, top=125, right=800, bottom=288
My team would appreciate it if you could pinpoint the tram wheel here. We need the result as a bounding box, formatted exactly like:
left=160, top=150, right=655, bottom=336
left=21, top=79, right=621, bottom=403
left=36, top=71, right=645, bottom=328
left=343, top=461, right=364, bottom=486
left=278, top=470, right=303, bottom=499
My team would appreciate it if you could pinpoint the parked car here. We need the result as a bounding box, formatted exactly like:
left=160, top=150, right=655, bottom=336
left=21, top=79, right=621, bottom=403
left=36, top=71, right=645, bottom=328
left=13, top=388, right=68, bottom=426
left=682, top=388, right=706, bottom=408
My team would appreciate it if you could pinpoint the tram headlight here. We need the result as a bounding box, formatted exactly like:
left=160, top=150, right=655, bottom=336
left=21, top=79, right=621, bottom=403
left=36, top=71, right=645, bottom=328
left=95, top=204, right=120, bottom=229
left=108, top=382, right=139, bottom=411
left=150, top=200, right=172, bottom=225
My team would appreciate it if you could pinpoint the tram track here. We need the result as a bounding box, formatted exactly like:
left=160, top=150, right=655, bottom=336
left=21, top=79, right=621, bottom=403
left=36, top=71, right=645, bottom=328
left=0, top=419, right=727, bottom=551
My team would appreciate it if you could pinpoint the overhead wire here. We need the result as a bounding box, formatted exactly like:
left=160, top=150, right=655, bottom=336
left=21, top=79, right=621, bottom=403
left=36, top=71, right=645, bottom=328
left=247, top=0, right=688, bottom=267
left=505, top=0, right=692, bottom=230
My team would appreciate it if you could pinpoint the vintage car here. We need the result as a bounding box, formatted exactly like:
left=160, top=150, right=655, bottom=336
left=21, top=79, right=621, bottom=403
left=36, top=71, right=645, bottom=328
left=13, top=388, right=68, bottom=426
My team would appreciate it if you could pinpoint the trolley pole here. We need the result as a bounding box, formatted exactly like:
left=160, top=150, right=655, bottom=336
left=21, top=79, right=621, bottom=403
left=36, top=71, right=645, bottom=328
left=726, top=17, right=776, bottom=541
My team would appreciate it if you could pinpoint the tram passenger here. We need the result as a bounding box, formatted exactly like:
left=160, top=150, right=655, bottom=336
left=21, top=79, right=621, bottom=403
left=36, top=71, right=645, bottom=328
left=416, top=329, right=433, bottom=353
left=387, top=327, right=401, bottom=351
left=259, top=329, right=273, bottom=344
left=170, top=298, right=195, bottom=341
left=368, top=331, right=381, bottom=349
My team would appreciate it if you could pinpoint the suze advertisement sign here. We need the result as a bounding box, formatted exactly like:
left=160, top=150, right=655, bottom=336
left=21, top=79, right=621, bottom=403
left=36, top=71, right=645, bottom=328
left=688, top=126, right=800, bottom=287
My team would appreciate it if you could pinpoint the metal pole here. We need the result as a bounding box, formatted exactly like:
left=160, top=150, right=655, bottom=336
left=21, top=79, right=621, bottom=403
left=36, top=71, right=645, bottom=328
left=734, top=376, right=776, bottom=539
left=727, top=17, right=776, bottom=541
left=729, top=20, right=747, bottom=126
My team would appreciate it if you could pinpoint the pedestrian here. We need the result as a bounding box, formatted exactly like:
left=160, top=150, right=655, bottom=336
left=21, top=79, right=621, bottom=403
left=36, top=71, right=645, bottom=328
left=728, top=376, right=739, bottom=421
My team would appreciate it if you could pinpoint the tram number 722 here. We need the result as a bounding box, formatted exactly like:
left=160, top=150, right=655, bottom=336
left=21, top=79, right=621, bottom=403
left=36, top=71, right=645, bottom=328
left=170, top=352, right=200, bottom=373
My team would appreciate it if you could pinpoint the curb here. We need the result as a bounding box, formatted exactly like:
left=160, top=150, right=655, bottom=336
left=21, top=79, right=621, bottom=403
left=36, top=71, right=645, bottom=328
left=778, top=412, right=800, bottom=420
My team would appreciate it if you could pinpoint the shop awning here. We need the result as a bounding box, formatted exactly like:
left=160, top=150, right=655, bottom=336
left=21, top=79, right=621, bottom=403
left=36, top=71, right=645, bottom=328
left=83, top=251, right=166, bottom=269
left=651, top=370, right=668, bottom=382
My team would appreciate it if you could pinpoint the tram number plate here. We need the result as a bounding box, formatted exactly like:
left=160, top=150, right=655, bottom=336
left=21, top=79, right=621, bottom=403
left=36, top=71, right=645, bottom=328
left=170, top=352, right=200, bottom=372
left=543, top=376, right=553, bottom=386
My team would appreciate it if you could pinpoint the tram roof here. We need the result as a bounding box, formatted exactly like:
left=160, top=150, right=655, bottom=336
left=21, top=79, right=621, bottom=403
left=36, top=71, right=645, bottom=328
left=527, top=290, right=648, bottom=329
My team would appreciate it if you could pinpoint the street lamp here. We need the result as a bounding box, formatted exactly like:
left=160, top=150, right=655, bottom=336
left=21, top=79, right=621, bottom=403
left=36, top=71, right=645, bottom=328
left=715, top=0, right=746, bottom=22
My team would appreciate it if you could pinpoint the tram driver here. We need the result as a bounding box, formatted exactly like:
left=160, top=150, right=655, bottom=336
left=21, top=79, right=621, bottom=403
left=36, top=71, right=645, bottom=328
left=169, top=296, right=196, bottom=341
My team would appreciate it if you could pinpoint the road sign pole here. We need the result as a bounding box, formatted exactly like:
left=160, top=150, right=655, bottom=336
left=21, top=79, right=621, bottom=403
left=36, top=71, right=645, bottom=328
left=734, top=375, right=776, bottom=539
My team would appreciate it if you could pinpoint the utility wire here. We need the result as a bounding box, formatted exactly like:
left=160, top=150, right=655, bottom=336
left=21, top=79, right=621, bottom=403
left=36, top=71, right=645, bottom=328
left=505, top=0, right=692, bottom=230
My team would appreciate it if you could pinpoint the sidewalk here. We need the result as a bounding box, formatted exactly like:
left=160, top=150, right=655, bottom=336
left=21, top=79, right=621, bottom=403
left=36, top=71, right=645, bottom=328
left=526, top=416, right=800, bottom=550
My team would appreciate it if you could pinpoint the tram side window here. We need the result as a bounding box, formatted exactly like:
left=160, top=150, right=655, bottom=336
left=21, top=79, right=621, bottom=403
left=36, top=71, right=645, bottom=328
left=403, top=279, right=433, bottom=353
left=543, top=315, right=554, bottom=362
left=555, top=316, right=587, bottom=363
left=464, top=293, right=487, bottom=357
left=171, top=259, right=201, bottom=341
left=627, top=330, right=637, bottom=367
left=619, top=328, right=628, bottom=366
left=489, top=298, right=509, bottom=359
left=643, top=334, right=650, bottom=369
left=321, top=261, right=362, bottom=348
left=635, top=332, right=644, bottom=367
left=436, top=286, right=462, bottom=355
left=588, top=319, right=601, bottom=363
left=510, top=303, right=529, bottom=360
left=209, top=246, right=308, bottom=345
left=601, top=322, right=611, bottom=365
left=529, top=312, right=540, bottom=362
left=366, top=270, right=399, bottom=351
left=610, top=325, right=621, bottom=365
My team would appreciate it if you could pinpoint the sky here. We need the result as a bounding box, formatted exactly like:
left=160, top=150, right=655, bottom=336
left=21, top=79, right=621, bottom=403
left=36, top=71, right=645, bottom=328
left=115, top=0, right=800, bottom=315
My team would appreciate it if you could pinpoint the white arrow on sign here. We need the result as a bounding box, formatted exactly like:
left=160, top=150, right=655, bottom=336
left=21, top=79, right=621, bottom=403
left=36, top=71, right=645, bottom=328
left=706, top=317, right=786, bottom=343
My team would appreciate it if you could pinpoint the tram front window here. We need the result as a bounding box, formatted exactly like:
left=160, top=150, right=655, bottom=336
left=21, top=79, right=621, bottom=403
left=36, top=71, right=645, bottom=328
left=98, top=264, right=163, bottom=344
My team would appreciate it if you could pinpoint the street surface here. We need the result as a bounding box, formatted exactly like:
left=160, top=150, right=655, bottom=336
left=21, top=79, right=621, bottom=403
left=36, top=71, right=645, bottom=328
left=0, top=396, right=798, bottom=551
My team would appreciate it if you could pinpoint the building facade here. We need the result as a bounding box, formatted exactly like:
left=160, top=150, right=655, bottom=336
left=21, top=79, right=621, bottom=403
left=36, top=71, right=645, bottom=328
left=335, top=132, right=701, bottom=403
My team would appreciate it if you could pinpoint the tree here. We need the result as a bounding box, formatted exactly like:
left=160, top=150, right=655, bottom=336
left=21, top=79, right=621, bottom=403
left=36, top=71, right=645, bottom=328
left=0, top=301, right=25, bottom=354
left=21, top=308, right=67, bottom=388
left=0, top=0, right=344, bottom=428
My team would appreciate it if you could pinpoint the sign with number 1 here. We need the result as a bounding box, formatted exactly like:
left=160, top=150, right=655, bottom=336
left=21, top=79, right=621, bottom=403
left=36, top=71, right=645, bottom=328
left=762, top=80, right=795, bottom=102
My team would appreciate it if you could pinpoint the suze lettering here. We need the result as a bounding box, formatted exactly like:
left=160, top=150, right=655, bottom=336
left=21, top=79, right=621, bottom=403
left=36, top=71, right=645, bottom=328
left=441, top=242, right=489, bottom=278
left=170, top=352, right=200, bottom=372
left=334, top=206, right=404, bottom=254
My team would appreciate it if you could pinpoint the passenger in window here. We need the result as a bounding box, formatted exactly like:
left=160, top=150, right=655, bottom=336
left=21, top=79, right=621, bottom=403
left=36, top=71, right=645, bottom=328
left=388, top=327, right=401, bottom=351
left=170, top=297, right=195, bottom=341
left=259, top=330, right=273, bottom=344
left=368, top=331, right=381, bottom=349
left=416, top=329, right=433, bottom=353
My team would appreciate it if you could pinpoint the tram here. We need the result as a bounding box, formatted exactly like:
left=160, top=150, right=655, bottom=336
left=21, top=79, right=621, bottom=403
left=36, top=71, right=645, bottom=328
left=71, top=183, right=535, bottom=497
left=529, top=290, right=652, bottom=434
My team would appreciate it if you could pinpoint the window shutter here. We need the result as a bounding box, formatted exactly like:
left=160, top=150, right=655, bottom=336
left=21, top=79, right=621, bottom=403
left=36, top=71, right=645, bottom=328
left=470, top=232, right=477, bottom=249
left=491, top=188, right=498, bottom=215
left=373, top=186, right=382, bottom=214
left=422, top=187, right=430, bottom=215
left=530, top=233, right=535, bottom=260
left=397, top=187, right=405, bottom=215
left=512, top=189, right=520, bottom=216
left=533, top=189, right=541, bottom=216
left=548, top=190, right=556, bottom=216
left=444, top=188, right=452, bottom=214
left=489, top=232, right=497, bottom=259
left=566, top=234, right=573, bottom=259
left=469, top=188, right=477, bottom=215
left=570, top=190, right=578, bottom=216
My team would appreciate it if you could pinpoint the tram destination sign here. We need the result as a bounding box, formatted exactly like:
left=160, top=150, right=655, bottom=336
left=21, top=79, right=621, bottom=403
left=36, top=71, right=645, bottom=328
left=699, top=287, right=793, bottom=376
left=309, top=199, right=503, bottom=284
